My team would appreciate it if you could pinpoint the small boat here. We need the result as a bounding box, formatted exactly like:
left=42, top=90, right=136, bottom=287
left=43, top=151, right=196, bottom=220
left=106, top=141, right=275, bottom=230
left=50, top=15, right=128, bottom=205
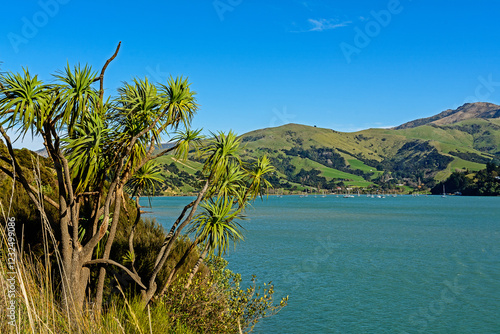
left=343, top=190, right=355, bottom=198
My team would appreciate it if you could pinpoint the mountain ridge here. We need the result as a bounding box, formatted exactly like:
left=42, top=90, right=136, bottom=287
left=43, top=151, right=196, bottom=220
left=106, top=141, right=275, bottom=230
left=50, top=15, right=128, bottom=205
left=394, top=102, right=500, bottom=130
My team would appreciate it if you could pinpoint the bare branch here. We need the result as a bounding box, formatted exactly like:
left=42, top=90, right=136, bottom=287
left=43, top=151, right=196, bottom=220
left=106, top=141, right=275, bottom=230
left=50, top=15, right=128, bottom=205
left=42, top=123, right=73, bottom=269
left=83, top=259, right=146, bottom=290
left=0, top=156, right=12, bottom=165
left=53, top=137, right=79, bottom=249
left=151, top=144, right=178, bottom=160
left=153, top=199, right=195, bottom=268
left=128, top=197, right=141, bottom=277
left=93, top=42, right=122, bottom=101
left=77, top=191, right=100, bottom=197
left=131, top=142, right=179, bottom=181
left=158, top=237, right=199, bottom=297
left=145, top=179, right=209, bottom=303
left=83, top=110, right=164, bottom=256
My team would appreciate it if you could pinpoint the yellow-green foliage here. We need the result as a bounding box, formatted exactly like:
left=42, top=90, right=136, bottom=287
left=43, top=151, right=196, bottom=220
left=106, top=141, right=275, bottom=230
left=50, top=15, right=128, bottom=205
left=161, top=256, right=288, bottom=334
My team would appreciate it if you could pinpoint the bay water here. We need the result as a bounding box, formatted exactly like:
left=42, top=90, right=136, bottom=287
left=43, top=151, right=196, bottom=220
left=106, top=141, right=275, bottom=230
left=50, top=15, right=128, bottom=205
left=142, top=195, right=500, bottom=333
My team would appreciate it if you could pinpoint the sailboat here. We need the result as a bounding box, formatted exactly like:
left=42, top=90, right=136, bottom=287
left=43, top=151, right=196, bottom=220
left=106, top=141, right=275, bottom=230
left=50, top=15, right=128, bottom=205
left=442, top=185, right=446, bottom=198
left=343, top=189, right=355, bottom=198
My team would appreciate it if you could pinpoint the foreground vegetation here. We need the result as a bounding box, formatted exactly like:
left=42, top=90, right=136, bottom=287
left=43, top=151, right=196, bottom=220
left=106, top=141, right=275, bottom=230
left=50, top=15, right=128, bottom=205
left=0, top=44, right=286, bottom=332
left=0, top=235, right=285, bottom=333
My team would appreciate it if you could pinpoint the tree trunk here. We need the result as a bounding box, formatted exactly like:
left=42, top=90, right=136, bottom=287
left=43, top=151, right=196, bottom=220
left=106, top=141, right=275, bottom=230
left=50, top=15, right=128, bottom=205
left=184, top=242, right=209, bottom=290
left=158, top=238, right=199, bottom=297
left=128, top=197, right=142, bottom=275
left=141, top=180, right=209, bottom=307
left=95, top=186, right=124, bottom=313
left=68, top=258, right=90, bottom=315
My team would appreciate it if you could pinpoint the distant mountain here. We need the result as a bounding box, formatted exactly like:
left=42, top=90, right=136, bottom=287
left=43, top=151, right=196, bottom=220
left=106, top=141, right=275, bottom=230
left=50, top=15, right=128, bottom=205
left=236, top=102, right=500, bottom=191
left=35, top=148, right=48, bottom=157
left=395, top=102, right=500, bottom=129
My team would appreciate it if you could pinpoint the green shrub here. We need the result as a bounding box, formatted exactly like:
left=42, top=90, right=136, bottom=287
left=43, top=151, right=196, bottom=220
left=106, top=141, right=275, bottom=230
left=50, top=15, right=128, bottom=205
left=160, top=256, right=288, bottom=333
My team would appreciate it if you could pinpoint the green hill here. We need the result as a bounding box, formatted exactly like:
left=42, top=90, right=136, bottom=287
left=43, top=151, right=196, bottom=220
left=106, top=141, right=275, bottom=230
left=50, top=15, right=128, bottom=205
left=236, top=103, right=500, bottom=192
left=152, top=102, right=500, bottom=194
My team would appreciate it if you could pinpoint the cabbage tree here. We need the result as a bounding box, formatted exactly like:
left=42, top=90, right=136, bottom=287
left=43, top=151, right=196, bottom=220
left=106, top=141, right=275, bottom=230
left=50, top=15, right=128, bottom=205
left=0, top=44, right=275, bottom=315
left=0, top=43, right=201, bottom=312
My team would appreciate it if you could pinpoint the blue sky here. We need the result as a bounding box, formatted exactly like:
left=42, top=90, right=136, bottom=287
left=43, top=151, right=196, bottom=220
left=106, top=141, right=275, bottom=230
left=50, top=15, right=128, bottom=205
left=1, top=0, right=500, bottom=150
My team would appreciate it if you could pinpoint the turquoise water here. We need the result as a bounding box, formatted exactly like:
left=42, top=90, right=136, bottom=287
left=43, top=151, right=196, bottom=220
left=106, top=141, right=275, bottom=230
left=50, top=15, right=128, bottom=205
left=142, top=195, right=500, bottom=333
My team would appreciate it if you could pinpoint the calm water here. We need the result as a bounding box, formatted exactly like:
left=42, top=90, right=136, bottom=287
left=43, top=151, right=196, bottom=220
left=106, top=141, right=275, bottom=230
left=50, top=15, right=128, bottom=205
left=142, top=195, right=500, bottom=333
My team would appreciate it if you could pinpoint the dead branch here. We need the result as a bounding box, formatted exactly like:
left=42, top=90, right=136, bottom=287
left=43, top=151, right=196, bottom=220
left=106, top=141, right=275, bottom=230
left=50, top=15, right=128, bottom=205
left=93, top=41, right=122, bottom=101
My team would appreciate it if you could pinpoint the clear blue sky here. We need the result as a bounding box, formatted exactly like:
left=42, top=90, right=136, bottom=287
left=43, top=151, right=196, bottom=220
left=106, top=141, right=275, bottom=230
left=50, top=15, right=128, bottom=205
left=1, top=0, right=500, bottom=150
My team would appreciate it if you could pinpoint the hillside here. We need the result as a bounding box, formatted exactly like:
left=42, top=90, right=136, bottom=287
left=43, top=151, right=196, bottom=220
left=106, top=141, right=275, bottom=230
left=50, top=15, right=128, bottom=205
left=234, top=103, right=500, bottom=192
left=143, top=103, right=500, bottom=194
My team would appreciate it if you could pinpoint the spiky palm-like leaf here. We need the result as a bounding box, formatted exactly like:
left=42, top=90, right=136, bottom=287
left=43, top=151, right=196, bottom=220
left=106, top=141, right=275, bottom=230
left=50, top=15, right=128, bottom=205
left=111, top=78, right=163, bottom=174
left=158, top=76, right=198, bottom=130
left=0, top=69, right=50, bottom=137
left=53, top=63, right=99, bottom=136
left=125, top=161, right=163, bottom=198
left=64, top=105, right=112, bottom=193
left=116, top=78, right=161, bottom=139
left=202, top=130, right=242, bottom=181
left=208, top=161, right=246, bottom=202
left=171, top=128, right=204, bottom=161
left=247, top=155, right=275, bottom=200
left=189, top=196, right=245, bottom=256
left=122, top=250, right=135, bottom=265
